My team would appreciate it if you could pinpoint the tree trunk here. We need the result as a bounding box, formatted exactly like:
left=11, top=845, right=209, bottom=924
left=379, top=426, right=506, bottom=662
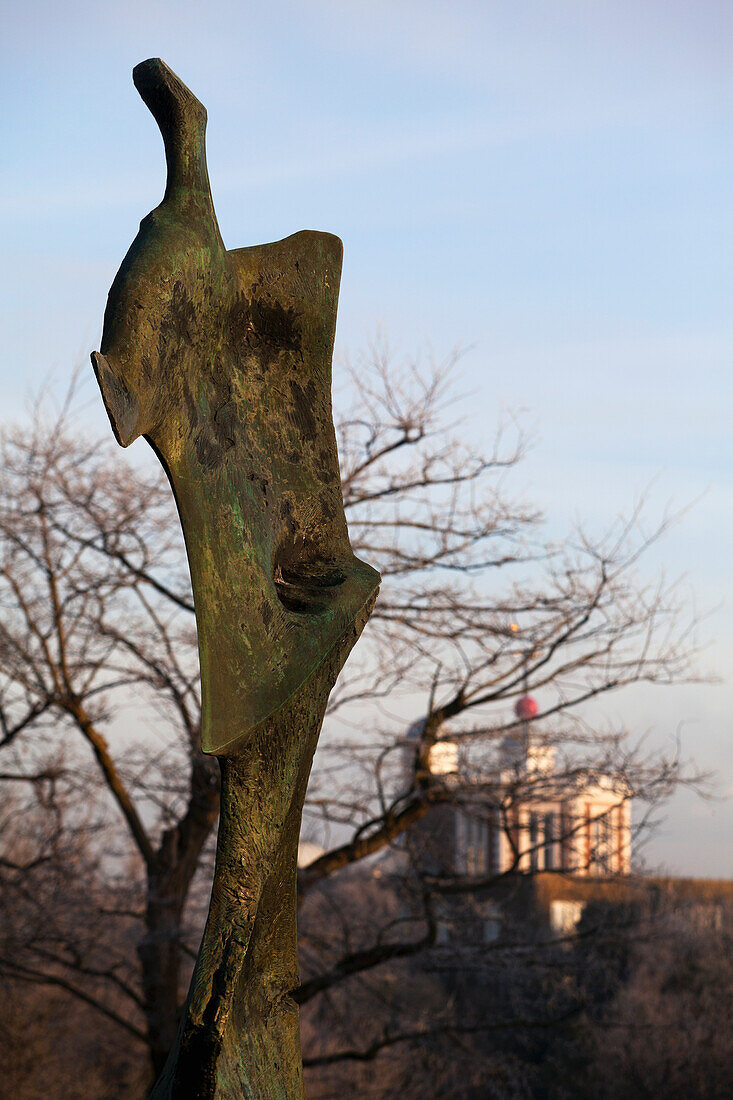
left=139, top=866, right=186, bottom=1080
left=140, top=756, right=221, bottom=1081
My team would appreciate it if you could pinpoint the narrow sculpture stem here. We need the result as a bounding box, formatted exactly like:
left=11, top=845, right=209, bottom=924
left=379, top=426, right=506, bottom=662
left=150, top=606, right=373, bottom=1099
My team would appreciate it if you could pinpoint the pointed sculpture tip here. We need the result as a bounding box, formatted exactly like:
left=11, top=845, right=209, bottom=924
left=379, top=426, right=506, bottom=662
left=133, top=57, right=167, bottom=83
left=131, top=57, right=207, bottom=125
left=132, top=57, right=178, bottom=97
left=91, top=350, right=143, bottom=449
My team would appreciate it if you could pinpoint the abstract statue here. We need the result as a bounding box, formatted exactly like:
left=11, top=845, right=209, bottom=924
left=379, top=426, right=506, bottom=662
left=92, top=58, right=379, bottom=1099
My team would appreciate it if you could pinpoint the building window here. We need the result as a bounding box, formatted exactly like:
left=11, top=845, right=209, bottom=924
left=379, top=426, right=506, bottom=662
left=559, top=807, right=575, bottom=871
left=591, top=811, right=614, bottom=874
left=455, top=809, right=492, bottom=875
left=544, top=811, right=556, bottom=870
left=483, top=915, right=502, bottom=942
left=529, top=811, right=542, bottom=871
left=490, top=807, right=501, bottom=871
left=615, top=805, right=622, bottom=870
left=550, top=899, right=585, bottom=936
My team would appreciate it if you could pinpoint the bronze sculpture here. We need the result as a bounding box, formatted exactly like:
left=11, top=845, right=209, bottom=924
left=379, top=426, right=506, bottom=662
left=92, top=58, right=379, bottom=1099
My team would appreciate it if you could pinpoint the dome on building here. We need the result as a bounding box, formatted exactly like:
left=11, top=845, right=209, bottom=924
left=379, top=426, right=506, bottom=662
left=402, top=718, right=458, bottom=782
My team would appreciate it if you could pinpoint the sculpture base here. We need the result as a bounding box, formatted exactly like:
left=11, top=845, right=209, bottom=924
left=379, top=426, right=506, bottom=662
left=150, top=602, right=374, bottom=1099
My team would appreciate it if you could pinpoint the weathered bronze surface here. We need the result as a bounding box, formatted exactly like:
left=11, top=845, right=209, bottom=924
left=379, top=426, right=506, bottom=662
left=92, top=58, right=379, bottom=1098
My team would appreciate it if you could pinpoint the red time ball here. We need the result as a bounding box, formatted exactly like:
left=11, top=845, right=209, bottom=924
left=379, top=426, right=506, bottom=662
left=514, top=695, right=538, bottom=720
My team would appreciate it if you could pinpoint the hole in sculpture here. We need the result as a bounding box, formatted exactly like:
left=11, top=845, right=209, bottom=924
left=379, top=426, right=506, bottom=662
left=273, top=552, right=347, bottom=616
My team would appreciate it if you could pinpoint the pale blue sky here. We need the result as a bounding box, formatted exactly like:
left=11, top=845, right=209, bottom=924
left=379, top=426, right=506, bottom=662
left=1, top=1, right=731, bottom=873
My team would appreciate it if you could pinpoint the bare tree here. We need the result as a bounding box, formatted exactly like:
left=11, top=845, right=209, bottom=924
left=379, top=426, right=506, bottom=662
left=0, top=382, right=211, bottom=1077
left=0, top=350, right=705, bottom=1093
left=577, top=917, right=733, bottom=1100
left=0, top=778, right=149, bottom=1097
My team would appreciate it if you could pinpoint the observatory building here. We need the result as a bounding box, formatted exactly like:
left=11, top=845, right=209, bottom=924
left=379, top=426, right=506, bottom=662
left=403, top=696, right=631, bottom=881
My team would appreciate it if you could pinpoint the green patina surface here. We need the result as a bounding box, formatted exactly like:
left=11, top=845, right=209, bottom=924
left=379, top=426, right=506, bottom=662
left=93, top=57, right=379, bottom=756
left=93, top=59, right=379, bottom=1099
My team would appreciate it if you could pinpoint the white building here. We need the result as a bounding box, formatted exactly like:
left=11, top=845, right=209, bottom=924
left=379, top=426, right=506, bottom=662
left=405, top=723, right=632, bottom=879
